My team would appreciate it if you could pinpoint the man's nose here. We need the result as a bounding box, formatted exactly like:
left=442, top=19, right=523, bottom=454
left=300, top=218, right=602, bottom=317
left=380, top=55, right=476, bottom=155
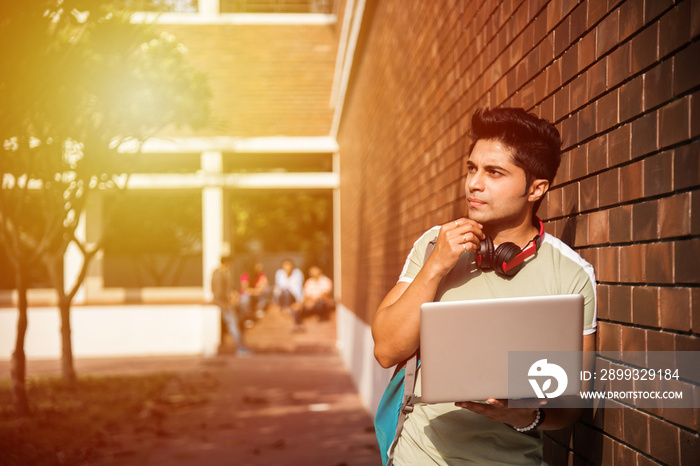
left=467, top=172, right=483, bottom=191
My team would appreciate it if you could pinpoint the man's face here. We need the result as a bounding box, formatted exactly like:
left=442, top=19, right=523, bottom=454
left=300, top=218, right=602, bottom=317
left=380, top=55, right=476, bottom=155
left=464, top=139, right=532, bottom=227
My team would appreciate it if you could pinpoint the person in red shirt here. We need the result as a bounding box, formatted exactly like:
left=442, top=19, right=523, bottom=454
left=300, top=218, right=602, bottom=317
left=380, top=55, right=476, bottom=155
left=239, top=261, right=271, bottom=327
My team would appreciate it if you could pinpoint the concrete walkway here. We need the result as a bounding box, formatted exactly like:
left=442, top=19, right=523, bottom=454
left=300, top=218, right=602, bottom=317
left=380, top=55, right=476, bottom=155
left=1, top=306, right=382, bottom=466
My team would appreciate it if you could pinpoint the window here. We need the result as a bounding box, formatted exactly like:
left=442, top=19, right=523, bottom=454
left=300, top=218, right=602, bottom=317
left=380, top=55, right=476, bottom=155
left=0, top=249, right=51, bottom=290
left=220, top=0, right=333, bottom=14
left=223, top=152, right=333, bottom=173
left=229, top=189, right=333, bottom=277
left=102, top=190, right=203, bottom=287
left=117, top=153, right=202, bottom=174
left=0, top=192, right=54, bottom=291
left=114, top=0, right=199, bottom=13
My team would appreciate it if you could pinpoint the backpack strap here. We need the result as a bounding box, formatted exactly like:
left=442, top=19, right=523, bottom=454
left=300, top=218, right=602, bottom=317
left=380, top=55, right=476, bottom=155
left=386, top=353, right=418, bottom=463
left=385, top=237, right=438, bottom=464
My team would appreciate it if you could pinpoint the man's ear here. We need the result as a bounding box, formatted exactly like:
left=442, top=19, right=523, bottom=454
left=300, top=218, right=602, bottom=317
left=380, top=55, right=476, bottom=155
left=528, top=179, right=550, bottom=203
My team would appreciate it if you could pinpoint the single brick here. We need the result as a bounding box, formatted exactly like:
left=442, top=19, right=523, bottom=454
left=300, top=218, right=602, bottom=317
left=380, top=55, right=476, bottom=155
left=609, top=204, right=633, bottom=243
left=659, top=192, right=692, bottom=239
left=674, top=41, right=700, bottom=95
left=648, top=416, right=681, bottom=466
left=659, top=1, right=691, bottom=58
left=630, top=22, right=659, bottom=74
left=646, top=241, right=675, bottom=284
left=659, top=287, right=692, bottom=331
left=659, top=97, right=690, bottom=148
left=597, top=8, right=620, bottom=58
left=620, top=0, right=645, bottom=40
left=676, top=238, right=700, bottom=284
left=607, top=123, right=631, bottom=166
left=631, top=111, right=658, bottom=158
left=597, top=89, right=619, bottom=131
left=607, top=42, right=631, bottom=89
left=619, top=75, right=643, bottom=122
left=644, top=150, right=674, bottom=197
left=632, top=286, right=660, bottom=327
left=644, top=60, right=674, bottom=111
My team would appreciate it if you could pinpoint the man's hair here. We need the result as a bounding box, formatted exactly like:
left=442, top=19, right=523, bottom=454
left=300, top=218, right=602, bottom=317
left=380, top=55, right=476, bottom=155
left=220, top=255, right=232, bottom=265
left=468, top=107, right=562, bottom=187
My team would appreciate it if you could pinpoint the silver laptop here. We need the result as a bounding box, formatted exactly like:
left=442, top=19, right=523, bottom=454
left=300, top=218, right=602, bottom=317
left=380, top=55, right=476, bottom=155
left=419, top=294, right=584, bottom=403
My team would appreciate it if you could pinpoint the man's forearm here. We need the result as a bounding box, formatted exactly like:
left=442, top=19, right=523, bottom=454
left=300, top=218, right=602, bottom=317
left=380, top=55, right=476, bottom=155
left=372, top=266, right=445, bottom=367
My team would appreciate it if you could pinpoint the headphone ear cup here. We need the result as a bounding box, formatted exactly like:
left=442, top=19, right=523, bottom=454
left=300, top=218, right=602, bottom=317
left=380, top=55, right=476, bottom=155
left=478, top=236, right=495, bottom=270
left=494, top=242, right=523, bottom=276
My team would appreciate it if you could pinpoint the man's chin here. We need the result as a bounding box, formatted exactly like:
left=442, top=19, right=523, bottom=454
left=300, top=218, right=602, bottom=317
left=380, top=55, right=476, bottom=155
left=466, top=209, right=489, bottom=223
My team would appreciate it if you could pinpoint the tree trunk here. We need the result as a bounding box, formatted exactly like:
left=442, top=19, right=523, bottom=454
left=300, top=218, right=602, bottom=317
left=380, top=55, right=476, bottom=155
left=59, top=296, right=77, bottom=387
left=11, top=272, right=30, bottom=417
left=44, top=252, right=78, bottom=388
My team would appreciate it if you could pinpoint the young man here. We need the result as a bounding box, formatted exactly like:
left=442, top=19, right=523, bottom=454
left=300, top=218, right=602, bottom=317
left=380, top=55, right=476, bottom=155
left=274, top=259, right=305, bottom=332
left=372, top=107, right=596, bottom=464
left=211, top=256, right=251, bottom=356
left=302, top=265, right=335, bottom=321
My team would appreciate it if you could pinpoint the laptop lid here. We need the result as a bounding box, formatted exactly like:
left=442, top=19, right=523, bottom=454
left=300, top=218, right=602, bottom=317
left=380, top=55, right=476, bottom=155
left=419, top=294, right=584, bottom=404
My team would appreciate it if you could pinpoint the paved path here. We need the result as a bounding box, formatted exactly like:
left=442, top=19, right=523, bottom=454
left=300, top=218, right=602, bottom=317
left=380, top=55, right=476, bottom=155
left=2, top=306, right=382, bottom=466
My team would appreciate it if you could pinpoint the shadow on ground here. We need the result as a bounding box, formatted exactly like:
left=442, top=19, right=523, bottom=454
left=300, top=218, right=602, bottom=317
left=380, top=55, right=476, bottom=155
left=0, top=306, right=381, bottom=466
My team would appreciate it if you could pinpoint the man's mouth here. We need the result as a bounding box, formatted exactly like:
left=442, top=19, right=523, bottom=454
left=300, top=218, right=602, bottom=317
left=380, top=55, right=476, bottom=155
left=468, top=197, right=487, bottom=207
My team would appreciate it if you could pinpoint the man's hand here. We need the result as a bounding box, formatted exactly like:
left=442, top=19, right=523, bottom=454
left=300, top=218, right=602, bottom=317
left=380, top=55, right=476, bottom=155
left=371, top=217, right=486, bottom=368
left=455, top=398, right=545, bottom=429
left=425, top=217, right=485, bottom=277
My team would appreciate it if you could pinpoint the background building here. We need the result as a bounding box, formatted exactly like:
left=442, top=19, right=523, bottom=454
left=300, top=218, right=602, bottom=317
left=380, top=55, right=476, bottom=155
left=1, top=0, right=341, bottom=357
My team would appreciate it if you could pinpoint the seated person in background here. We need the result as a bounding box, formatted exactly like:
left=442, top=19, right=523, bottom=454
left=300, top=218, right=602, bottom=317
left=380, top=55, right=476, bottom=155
left=239, top=261, right=271, bottom=327
left=274, top=259, right=305, bottom=332
left=302, top=266, right=335, bottom=322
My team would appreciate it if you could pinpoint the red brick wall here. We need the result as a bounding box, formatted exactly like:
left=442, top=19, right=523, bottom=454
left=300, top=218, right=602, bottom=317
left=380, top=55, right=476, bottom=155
left=157, top=23, right=338, bottom=137
left=337, top=0, right=699, bottom=463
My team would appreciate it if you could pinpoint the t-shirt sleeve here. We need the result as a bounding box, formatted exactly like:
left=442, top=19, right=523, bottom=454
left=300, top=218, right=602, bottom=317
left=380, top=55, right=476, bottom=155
left=544, top=235, right=597, bottom=336
left=398, top=226, right=441, bottom=283
left=323, top=276, right=333, bottom=293
left=569, top=261, right=597, bottom=335
left=581, top=266, right=597, bottom=335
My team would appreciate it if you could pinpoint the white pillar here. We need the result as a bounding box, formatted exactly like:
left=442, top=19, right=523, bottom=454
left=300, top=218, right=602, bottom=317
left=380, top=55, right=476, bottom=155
left=330, top=0, right=367, bottom=138
left=329, top=0, right=355, bottom=108
left=332, top=151, right=341, bottom=301
left=201, top=151, right=225, bottom=302
left=199, top=0, right=220, bottom=17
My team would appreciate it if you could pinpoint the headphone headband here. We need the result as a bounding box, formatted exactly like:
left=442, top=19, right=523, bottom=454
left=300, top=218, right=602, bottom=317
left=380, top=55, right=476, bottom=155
left=476, top=217, right=544, bottom=276
left=500, top=217, right=544, bottom=274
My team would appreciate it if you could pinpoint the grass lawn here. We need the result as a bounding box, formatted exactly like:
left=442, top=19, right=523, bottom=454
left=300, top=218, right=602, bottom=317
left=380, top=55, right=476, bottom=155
left=0, top=373, right=175, bottom=466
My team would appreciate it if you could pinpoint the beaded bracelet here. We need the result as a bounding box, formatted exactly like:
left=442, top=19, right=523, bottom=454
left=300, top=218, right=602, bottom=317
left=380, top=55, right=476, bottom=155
left=513, top=407, right=545, bottom=432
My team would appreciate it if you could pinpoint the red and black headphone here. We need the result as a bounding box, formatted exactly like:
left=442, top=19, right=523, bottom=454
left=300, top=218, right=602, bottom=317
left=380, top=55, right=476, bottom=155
left=476, top=218, right=544, bottom=277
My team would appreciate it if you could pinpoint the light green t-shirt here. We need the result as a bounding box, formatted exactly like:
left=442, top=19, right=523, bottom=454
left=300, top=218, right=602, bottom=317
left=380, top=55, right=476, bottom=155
left=392, top=226, right=597, bottom=465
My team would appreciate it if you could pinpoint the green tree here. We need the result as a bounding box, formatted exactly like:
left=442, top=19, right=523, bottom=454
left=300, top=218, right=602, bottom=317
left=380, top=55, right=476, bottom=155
left=230, top=190, right=334, bottom=273
left=0, top=0, right=210, bottom=415
left=103, top=190, right=203, bottom=287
